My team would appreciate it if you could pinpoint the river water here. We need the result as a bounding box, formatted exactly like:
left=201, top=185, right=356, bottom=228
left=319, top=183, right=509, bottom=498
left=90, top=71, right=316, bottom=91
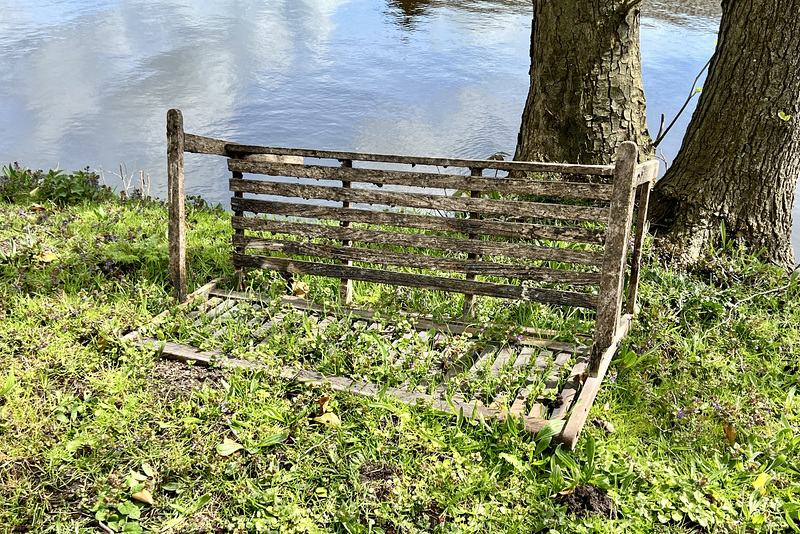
left=1, top=0, right=796, bottom=253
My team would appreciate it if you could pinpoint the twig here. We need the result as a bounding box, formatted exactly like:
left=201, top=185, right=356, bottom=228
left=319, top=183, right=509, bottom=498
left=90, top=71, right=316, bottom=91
left=655, top=114, right=666, bottom=143
left=299, top=432, right=336, bottom=457
left=97, top=521, right=116, bottom=534
left=619, top=0, right=643, bottom=13
left=656, top=149, right=669, bottom=171
left=653, top=57, right=712, bottom=148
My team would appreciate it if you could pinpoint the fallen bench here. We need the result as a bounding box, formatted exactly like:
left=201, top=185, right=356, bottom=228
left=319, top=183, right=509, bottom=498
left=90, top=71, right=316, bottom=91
left=140, top=109, right=658, bottom=448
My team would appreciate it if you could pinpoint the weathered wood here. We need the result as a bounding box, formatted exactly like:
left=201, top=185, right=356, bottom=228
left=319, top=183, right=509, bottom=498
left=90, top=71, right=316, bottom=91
left=339, top=160, right=354, bottom=305
left=550, top=353, right=589, bottom=421
left=232, top=236, right=601, bottom=285
left=207, top=287, right=590, bottom=351
left=184, top=133, right=228, bottom=156
left=589, top=141, right=639, bottom=374
left=635, top=160, right=660, bottom=186
left=230, top=197, right=607, bottom=245
left=626, top=181, right=652, bottom=314
left=463, top=171, right=482, bottom=318
left=233, top=253, right=600, bottom=308
left=529, top=351, right=573, bottom=418
left=224, top=142, right=615, bottom=176
left=232, top=217, right=604, bottom=266
left=167, top=109, right=188, bottom=302
left=154, top=118, right=659, bottom=448
left=560, top=315, right=632, bottom=448
left=232, top=169, right=245, bottom=289
left=626, top=161, right=657, bottom=314
left=229, top=179, right=609, bottom=223
left=228, top=159, right=615, bottom=200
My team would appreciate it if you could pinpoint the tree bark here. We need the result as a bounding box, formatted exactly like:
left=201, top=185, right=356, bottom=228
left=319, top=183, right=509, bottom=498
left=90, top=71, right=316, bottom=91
left=649, top=0, right=800, bottom=268
left=514, top=0, right=652, bottom=166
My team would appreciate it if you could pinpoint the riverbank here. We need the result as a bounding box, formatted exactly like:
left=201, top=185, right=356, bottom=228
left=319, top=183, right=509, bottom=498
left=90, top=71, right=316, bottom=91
left=1, top=183, right=799, bottom=533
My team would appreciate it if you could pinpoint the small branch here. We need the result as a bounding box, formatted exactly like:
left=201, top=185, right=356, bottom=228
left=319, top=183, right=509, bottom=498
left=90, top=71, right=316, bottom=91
left=619, top=0, right=643, bottom=13
left=655, top=114, right=666, bottom=143
left=299, top=432, right=336, bottom=458
left=653, top=57, right=712, bottom=148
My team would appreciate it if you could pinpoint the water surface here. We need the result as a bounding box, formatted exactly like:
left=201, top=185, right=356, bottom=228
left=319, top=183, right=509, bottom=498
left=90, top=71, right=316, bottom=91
left=1, top=0, right=795, bottom=253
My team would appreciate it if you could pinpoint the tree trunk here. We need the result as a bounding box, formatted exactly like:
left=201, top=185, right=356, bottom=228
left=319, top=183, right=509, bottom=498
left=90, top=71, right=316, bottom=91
left=514, top=0, right=652, bottom=166
left=649, top=0, right=800, bottom=268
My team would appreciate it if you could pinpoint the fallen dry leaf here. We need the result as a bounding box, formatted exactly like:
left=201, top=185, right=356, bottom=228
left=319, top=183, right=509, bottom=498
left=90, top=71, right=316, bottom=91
left=317, top=396, right=330, bottom=414
left=131, top=488, right=155, bottom=505
left=312, top=412, right=341, bottom=428
left=39, top=252, right=58, bottom=263
left=292, top=281, right=309, bottom=297
left=29, top=203, right=46, bottom=211
left=754, top=473, right=771, bottom=495
left=723, top=422, right=737, bottom=443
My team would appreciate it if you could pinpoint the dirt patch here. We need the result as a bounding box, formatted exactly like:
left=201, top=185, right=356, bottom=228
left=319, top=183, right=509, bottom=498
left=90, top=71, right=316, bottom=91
left=359, top=461, right=398, bottom=483
left=146, top=359, right=228, bottom=403
left=359, top=461, right=399, bottom=501
left=557, top=484, right=616, bottom=518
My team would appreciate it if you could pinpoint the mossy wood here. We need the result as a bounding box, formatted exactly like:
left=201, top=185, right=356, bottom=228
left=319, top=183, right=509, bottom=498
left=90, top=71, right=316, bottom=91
left=158, top=109, right=658, bottom=448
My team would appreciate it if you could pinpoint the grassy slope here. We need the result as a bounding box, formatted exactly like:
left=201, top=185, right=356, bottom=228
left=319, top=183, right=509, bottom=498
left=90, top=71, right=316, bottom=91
left=1, top=196, right=799, bottom=534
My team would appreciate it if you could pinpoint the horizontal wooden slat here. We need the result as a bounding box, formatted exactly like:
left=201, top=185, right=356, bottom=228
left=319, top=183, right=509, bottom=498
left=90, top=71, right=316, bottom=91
left=233, top=236, right=601, bottom=285
left=636, top=160, right=659, bottom=186
left=227, top=160, right=614, bottom=201
left=230, top=198, right=606, bottom=245
left=232, top=216, right=604, bottom=266
left=224, top=143, right=615, bottom=176
left=230, top=179, right=608, bottom=223
left=185, top=133, right=228, bottom=155
left=233, top=253, right=599, bottom=309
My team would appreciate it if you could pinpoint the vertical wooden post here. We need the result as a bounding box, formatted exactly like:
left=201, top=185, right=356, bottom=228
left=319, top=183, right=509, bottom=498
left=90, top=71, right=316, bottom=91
left=589, top=141, right=638, bottom=375
left=339, top=160, right=354, bottom=305
left=625, top=180, right=652, bottom=315
left=167, top=109, right=188, bottom=303
left=462, top=167, right=483, bottom=319
left=232, top=168, right=245, bottom=290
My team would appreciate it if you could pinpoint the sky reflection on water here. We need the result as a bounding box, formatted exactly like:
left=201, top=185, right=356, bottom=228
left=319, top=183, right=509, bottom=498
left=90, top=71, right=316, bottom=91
left=1, top=0, right=795, bottom=253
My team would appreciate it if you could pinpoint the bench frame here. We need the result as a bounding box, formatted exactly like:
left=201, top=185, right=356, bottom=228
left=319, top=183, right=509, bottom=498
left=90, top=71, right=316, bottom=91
left=162, top=109, right=658, bottom=447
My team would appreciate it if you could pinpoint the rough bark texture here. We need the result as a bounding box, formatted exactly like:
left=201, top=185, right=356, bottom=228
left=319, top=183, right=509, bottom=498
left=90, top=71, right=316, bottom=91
left=515, top=0, right=652, bottom=165
left=649, top=0, right=800, bottom=267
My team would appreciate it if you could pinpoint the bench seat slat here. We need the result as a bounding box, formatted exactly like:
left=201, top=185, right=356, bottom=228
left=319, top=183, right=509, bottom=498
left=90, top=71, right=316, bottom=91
left=227, top=160, right=614, bottom=201
left=223, top=143, right=615, bottom=176
left=233, top=253, right=599, bottom=309
left=232, top=216, right=605, bottom=266
left=229, top=179, right=609, bottom=223
left=231, top=198, right=606, bottom=245
left=233, top=236, right=601, bottom=286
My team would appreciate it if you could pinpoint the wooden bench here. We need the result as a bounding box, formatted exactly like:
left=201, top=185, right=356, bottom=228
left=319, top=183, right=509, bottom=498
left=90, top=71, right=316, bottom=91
left=149, top=109, right=658, bottom=448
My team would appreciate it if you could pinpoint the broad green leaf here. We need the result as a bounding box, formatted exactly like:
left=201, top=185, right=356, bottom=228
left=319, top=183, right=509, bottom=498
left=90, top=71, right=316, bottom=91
left=499, top=453, right=526, bottom=472
left=216, top=438, right=244, bottom=457
left=535, top=420, right=565, bottom=442
left=194, top=494, right=212, bottom=511
left=0, top=367, right=14, bottom=397
left=117, top=501, right=138, bottom=516
left=141, top=463, right=155, bottom=478
left=260, top=432, right=289, bottom=447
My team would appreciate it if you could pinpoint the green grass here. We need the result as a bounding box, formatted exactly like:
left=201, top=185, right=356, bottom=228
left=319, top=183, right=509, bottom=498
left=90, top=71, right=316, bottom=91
left=1, top=170, right=800, bottom=533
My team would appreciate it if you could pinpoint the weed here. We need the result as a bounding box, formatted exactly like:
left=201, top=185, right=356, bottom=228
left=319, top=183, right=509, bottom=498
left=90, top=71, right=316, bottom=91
left=2, top=180, right=800, bottom=533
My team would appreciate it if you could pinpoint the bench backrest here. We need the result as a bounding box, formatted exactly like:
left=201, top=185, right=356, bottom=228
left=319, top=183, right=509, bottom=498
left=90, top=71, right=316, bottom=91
left=166, top=109, right=658, bottom=372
